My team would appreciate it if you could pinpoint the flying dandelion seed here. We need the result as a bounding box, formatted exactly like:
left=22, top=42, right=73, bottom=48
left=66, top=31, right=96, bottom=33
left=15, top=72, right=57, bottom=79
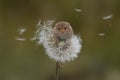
left=17, top=27, right=27, bottom=35
left=15, top=37, right=26, bottom=41
left=98, top=33, right=105, bottom=37
left=16, top=27, right=27, bottom=42
left=103, top=14, right=113, bottom=28
left=75, top=8, right=82, bottom=12
left=103, top=14, right=113, bottom=20
left=32, top=20, right=82, bottom=63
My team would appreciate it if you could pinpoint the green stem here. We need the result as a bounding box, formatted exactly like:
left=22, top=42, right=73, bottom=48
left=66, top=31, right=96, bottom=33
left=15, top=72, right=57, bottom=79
left=56, top=62, right=61, bottom=80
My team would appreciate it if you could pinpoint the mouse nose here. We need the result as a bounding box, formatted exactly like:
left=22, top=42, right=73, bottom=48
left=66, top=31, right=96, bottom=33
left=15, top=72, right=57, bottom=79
left=60, top=27, right=65, bottom=33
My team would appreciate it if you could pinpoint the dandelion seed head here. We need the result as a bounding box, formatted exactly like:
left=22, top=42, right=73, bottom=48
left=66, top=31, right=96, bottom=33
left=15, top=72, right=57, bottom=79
left=46, top=35, right=82, bottom=62
left=33, top=20, right=82, bottom=63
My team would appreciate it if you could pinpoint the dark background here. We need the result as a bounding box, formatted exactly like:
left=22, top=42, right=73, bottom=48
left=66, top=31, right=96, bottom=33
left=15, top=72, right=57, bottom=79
left=0, top=0, right=120, bottom=80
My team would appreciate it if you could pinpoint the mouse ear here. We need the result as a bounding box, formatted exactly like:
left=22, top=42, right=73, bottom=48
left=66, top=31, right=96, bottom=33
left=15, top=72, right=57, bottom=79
left=55, top=22, right=60, bottom=27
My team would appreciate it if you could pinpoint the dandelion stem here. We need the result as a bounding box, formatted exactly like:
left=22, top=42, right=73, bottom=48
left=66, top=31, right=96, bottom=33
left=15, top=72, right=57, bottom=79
left=56, top=61, right=61, bottom=80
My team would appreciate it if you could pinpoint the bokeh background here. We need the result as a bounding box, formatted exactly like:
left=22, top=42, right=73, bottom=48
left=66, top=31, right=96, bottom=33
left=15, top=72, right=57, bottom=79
left=1, top=0, right=120, bottom=80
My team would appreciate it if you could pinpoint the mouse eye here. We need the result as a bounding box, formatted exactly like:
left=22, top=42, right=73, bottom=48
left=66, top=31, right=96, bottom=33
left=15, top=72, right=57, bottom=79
left=64, top=27, right=66, bottom=29
left=58, top=27, right=61, bottom=30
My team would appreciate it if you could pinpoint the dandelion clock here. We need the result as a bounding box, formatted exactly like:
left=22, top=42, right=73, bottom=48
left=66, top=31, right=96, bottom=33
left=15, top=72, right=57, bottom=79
left=32, top=20, right=82, bottom=80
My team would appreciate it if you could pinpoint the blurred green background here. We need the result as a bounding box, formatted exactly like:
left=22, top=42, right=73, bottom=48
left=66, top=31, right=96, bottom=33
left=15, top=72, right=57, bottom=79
left=0, top=0, right=120, bottom=80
